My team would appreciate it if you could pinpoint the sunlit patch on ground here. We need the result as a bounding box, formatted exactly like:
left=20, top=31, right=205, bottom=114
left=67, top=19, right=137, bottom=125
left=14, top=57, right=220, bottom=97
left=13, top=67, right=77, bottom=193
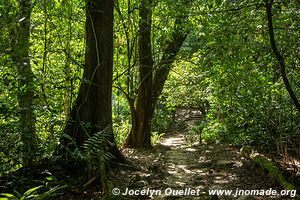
left=159, top=133, right=185, bottom=147
left=115, top=132, right=293, bottom=199
left=184, top=147, right=198, bottom=152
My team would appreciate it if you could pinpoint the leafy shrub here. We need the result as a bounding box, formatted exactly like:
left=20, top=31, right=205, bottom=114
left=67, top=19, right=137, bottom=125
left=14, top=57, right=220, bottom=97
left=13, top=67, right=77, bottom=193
left=151, top=132, right=165, bottom=145
left=0, top=184, right=67, bottom=200
left=152, top=101, right=176, bottom=133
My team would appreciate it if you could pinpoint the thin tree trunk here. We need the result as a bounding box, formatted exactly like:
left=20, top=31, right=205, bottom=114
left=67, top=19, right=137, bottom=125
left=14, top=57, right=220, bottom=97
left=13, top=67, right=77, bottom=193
left=63, top=0, right=73, bottom=117
left=152, top=17, right=188, bottom=103
left=266, top=0, right=300, bottom=112
left=10, top=0, right=37, bottom=167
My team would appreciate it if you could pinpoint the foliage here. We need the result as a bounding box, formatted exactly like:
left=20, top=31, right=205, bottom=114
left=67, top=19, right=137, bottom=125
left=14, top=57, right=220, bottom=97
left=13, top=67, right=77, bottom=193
left=0, top=0, right=300, bottom=177
left=82, top=130, right=115, bottom=173
left=112, top=92, right=131, bottom=147
left=151, top=132, right=165, bottom=145
left=204, top=1, right=299, bottom=151
left=162, top=0, right=300, bottom=155
left=0, top=184, right=67, bottom=200
left=152, top=100, right=175, bottom=133
left=0, top=0, right=85, bottom=172
left=58, top=128, right=115, bottom=178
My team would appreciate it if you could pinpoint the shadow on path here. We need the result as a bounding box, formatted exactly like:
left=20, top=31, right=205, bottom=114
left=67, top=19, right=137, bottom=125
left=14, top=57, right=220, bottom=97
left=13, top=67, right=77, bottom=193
left=111, top=132, right=294, bottom=200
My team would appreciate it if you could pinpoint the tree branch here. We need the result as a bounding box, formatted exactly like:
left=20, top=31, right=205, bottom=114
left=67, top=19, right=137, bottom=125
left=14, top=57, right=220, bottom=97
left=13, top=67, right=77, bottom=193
left=152, top=17, right=189, bottom=102
left=265, top=0, right=300, bottom=112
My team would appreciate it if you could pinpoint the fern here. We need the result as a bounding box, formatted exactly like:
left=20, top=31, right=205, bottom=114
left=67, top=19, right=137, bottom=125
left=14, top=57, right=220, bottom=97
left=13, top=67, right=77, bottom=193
left=80, top=129, right=115, bottom=176
left=58, top=128, right=115, bottom=177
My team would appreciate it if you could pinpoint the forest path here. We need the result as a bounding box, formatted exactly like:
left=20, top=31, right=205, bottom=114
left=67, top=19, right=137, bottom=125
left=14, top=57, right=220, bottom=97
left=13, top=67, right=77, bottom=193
left=112, top=132, right=286, bottom=200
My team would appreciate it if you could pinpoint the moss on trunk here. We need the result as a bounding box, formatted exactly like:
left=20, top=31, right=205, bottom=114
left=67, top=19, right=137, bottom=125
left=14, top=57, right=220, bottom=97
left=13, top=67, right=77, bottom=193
left=240, top=146, right=295, bottom=190
left=250, top=153, right=295, bottom=190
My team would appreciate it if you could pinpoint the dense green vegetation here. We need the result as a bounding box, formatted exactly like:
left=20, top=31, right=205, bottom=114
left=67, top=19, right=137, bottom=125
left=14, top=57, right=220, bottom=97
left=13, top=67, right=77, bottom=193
left=0, top=0, right=299, bottom=199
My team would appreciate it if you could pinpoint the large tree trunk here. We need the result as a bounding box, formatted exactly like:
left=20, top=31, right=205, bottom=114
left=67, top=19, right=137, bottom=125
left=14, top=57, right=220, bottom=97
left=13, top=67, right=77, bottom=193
left=10, top=0, right=37, bottom=167
left=58, top=0, right=124, bottom=163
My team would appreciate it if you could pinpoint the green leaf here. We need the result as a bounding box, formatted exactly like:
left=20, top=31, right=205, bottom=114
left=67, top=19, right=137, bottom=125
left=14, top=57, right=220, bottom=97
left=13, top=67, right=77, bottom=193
left=26, top=194, right=41, bottom=199
left=21, top=186, right=43, bottom=200
left=0, top=193, right=18, bottom=200
left=12, top=190, right=21, bottom=199
left=44, top=185, right=68, bottom=196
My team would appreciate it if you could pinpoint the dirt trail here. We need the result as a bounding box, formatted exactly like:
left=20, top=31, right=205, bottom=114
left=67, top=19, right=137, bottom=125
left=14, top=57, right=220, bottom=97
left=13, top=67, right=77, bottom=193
left=111, top=132, right=295, bottom=200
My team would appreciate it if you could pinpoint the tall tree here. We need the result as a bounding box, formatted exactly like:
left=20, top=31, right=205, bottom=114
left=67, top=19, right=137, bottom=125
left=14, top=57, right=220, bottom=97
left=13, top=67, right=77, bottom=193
left=124, top=1, right=188, bottom=148
left=58, top=0, right=124, bottom=163
left=10, top=0, right=37, bottom=167
left=265, top=0, right=300, bottom=112
left=124, top=0, right=153, bottom=148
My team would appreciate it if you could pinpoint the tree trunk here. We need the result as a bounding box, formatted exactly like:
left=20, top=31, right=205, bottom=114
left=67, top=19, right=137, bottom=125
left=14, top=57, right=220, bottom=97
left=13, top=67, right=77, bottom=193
left=266, top=0, right=300, bottom=112
left=124, top=14, right=188, bottom=148
left=63, top=0, right=73, bottom=117
left=58, top=0, right=124, bottom=163
left=10, top=0, right=37, bottom=167
left=152, top=17, right=188, bottom=103
left=125, top=0, right=153, bottom=148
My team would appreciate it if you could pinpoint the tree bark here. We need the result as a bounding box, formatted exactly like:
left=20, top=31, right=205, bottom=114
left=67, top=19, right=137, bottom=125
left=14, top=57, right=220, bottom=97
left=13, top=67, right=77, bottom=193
left=266, top=0, right=300, bottom=112
left=125, top=0, right=153, bottom=148
left=124, top=13, right=188, bottom=148
left=59, top=0, right=124, bottom=163
left=10, top=0, right=37, bottom=167
left=152, top=17, right=188, bottom=103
